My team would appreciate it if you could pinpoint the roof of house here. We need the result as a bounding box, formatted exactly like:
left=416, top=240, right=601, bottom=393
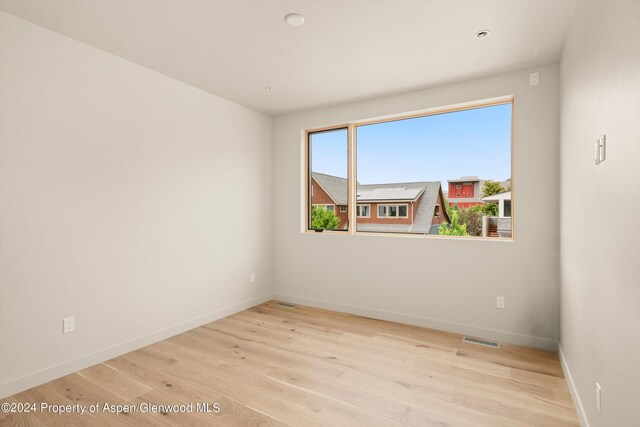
left=357, top=186, right=424, bottom=201
left=357, top=181, right=443, bottom=234
left=312, top=172, right=448, bottom=234
left=481, top=191, right=512, bottom=202
left=312, top=172, right=348, bottom=205
left=448, top=176, right=480, bottom=183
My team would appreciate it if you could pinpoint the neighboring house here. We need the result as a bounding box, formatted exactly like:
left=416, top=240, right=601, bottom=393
left=310, top=172, right=349, bottom=228
left=481, top=191, right=512, bottom=217
left=311, top=172, right=450, bottom=234
left=447, top=176, right=511, bottom=208
left=480, top=190, right=512, bottom=238
left=447, top=176, right=485, bottom=208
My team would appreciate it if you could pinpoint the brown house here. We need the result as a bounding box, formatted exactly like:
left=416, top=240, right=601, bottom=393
left=311, top=172, right=450, bottom=234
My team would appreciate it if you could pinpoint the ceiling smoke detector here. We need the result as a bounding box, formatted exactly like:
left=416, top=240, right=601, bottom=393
left=475, top=30, right=491, bottom=39
left=285, top=13, right=305, bottom=27
left=265, top=86, right=276, bottom=92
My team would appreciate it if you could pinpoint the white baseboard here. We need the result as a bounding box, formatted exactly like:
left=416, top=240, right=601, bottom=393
left=559, top=344, right=590, bottom=427
left=0, top=293, right=272, bottom=400
left=273, top=293, right=558, bottom=351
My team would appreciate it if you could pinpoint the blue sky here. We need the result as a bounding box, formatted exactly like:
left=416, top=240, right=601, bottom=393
left=310, top=103, right=512, bottom=186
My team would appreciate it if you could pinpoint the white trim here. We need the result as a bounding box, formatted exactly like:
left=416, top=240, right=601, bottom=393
left=351, top=95, right=514, bottom=126
left=0, top=293, right=272, bottom=400
left=339, top=205, right=347, bottom=213
left=377, top=203, right=409, bottom=218
left=272, top=293, right=558, bottom=351
left=358, top=199, right=417, bottom=204
left=559, top=344, right=591, bottom=427
left=356, top=204, right=371, bottom=218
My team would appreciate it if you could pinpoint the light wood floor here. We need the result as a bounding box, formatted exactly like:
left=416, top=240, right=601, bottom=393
left=1, top=301, right=579, bottom=426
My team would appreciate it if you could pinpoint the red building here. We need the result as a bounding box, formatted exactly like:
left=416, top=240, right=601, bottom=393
left=447, top=176, right=485, bottom=208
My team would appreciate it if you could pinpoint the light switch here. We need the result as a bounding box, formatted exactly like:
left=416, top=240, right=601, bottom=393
left=529, top=72, right=539, bottom=86
left=595, top=135, right=606, bottom=165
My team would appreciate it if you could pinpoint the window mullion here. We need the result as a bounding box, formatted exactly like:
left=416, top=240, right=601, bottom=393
left=348, top=124, right=357, bottom=234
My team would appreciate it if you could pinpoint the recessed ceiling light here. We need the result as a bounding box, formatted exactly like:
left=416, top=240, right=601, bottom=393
left=285, top=13, right=305, bottom=27
left=265, top=86, right=276, bottom=92
left=475, top=30, right=490, bottom=39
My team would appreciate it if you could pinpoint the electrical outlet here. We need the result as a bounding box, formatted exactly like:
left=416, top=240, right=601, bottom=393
left=250, top=273, right=256, bottom=283
left=596, top=382, right=602, bottom=412
left=63, top=316, right=75, bottom=334
left=496, top=296, right=505, bottom=309
left=529, top=72, right=539, bottom=86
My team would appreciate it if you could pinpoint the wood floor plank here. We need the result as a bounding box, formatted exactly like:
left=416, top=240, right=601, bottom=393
left=106, top=353, right=287, bottom=426
left=7, top=382, right=106, bottom=426
left=77, top=364, right=153, bottom=402
left=0, top=397, right=49, bottom=427
left=413, top=355, right=557, bottom=401
left=1, top=301, right=579, bottom=426
left=265, top=367, right=408, bottom=422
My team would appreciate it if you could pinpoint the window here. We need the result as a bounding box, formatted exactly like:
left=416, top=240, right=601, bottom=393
left=305, top=98, right=513, bottom=239
left=356, top=205, right=370, bottom=217
left=307, top=128, right=348, bottom=231
left=377, top=204, right=408, bottom=218
left=312, top=204, right=335, bottom=212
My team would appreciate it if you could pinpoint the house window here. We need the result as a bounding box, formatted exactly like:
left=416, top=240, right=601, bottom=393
left=312, top=204, right=335, bottom=212
left=305, top=98, right=513, bottom=239
left=356, top=205, right=370, bottom=217
left=377, top=204, right=408, bottom=218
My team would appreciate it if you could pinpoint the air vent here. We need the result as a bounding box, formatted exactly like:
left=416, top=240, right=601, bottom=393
left=462, top=336, right=501, bottom=349
left=276, top=302, right=296, bottom=308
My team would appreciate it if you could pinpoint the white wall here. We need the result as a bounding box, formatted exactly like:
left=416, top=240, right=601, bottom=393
left=559, top=2, right=640, bottom=426
left=272, top=63, right=561, bottom=350
left=0, top=11, right=272, bottom=398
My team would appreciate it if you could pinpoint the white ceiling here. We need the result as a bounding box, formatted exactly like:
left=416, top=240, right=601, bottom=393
left=0, top=0, right=577, bottom=116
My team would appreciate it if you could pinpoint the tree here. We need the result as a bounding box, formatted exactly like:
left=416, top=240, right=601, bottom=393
left=479, top=202, right=499, bottom=217
left=482, top=180, right=507, bottom=197
left=311, top=206, right=340, bottom=230
left=439, top=210, right=468, bottom=236
left=443, top=196, right=458, bottom=219
left=480, top=180, right=505, bottom=217
left=458, top=206, right=483, bottom=236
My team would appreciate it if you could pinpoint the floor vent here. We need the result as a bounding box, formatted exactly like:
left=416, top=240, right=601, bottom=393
left=462, top=336, right=501, bottom=349
left=276, top=302, right=297, bottom=308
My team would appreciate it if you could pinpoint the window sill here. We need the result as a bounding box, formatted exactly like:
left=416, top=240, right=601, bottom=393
left=303, top=230, right=514, bottom=242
